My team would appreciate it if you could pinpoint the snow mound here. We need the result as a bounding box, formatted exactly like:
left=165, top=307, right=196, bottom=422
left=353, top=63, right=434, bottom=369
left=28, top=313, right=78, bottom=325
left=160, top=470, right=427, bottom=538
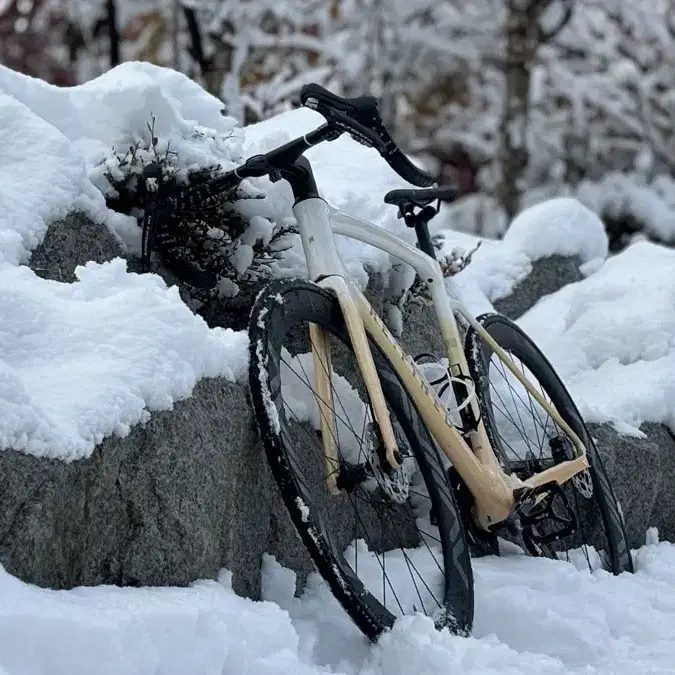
left=445, top=232, right=533, bottom=316
left=0, top=94, right=112, bottom=266
left=0, top=60, right=671, bottom=454
left=438, top=197, right=607, bottom=316
left=262, top=539, right=675, bottom=675
left=0, top=61, right=243, bottom=178
left=519, top=241, right=675, bottom=434
left=578, top=172, right=675, bottom=244
left=437, top=223, right=675, bottom=435
left=4, top=539, right=674, bottom=675
left=0, top=61, right=245, bottom=255
left=0, top=259, right=247, bottom=460
left=0, top=62, right=258, bottom=460
left=0, top=566, right=311, bottom=675
left=503, top=197, right=608, bottom=265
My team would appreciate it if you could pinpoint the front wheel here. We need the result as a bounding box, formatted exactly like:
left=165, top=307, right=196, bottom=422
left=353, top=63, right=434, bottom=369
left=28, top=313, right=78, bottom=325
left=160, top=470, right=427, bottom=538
left=464, top=313, right=633, bottom=575
left=248, top=278, right=474, bottom=642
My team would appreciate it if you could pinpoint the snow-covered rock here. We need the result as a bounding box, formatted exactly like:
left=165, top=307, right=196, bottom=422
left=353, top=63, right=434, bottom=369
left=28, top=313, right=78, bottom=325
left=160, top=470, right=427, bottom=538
left=30, top=212, right=135, bottom=283
left=0, top=376, right=270, bottom=596
left=492, top=254, right=583, bottom=319
left=0, top=213, right=404, bottom=595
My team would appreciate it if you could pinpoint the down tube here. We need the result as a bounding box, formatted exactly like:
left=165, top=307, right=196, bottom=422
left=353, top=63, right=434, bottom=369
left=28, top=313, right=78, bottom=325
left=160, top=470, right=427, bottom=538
left=353, top=292, right=516, bottom=524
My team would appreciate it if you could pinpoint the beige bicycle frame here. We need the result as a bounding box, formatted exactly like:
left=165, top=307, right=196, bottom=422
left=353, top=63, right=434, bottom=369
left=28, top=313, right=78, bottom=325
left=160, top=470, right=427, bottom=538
left=296, top=199, right=589, bottom=530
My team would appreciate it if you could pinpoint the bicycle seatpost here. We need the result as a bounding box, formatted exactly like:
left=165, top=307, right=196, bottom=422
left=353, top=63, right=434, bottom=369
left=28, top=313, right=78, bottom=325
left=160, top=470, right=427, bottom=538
left=401, top=205, right=438, bottom=260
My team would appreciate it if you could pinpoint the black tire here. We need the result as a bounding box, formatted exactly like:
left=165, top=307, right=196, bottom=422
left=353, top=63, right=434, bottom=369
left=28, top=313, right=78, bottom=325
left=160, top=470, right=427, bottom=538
left=248, top=278, right=474, bottom=641
left=465, top=313, right=633, bottom=574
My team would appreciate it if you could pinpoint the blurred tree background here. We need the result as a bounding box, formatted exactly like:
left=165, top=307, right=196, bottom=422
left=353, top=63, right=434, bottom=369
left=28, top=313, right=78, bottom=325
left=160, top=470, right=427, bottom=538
left=2, top=0, right=675, bottom=248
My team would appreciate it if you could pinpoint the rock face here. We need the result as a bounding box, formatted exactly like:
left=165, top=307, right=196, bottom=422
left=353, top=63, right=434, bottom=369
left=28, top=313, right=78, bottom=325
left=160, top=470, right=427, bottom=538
left=0, top=211, right=672, bottom=601
left=30, top=212, right=130, bottom=283
left=8, top=212, right=412, bottom=596
left=493, top=254, right=583, bottom=320
left=588, top=422, right=675, bottom=550
left=0, top=378, right=271, bottom=597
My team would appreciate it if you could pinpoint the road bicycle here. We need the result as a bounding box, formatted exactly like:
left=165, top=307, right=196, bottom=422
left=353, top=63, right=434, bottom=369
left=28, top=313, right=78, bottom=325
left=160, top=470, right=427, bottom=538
left=144, top=84, right=633, bottom=642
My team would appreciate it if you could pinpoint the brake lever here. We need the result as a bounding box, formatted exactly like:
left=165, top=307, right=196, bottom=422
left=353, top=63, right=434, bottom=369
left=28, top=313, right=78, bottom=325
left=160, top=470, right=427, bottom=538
left=302, top=96, right=385, bottom=153
left=331, top=108, right=385, bottom=152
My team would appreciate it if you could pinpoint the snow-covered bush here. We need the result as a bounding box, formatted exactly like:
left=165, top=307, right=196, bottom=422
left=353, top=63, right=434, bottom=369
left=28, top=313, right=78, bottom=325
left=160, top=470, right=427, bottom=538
left=438, top=0, right=675, bottom=249
left=99, top=114, right=296, bottom=304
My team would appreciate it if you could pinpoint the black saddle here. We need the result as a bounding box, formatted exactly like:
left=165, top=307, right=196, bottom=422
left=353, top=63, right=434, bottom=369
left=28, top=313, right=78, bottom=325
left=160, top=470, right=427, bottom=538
left=384, top=186, right=458, bottom=210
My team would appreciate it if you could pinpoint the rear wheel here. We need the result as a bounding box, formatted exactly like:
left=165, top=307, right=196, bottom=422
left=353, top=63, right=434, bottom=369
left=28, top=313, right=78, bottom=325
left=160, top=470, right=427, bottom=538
left=248, top=278, right=474, bottom=641
left=465, top=313, right=633, bottom=574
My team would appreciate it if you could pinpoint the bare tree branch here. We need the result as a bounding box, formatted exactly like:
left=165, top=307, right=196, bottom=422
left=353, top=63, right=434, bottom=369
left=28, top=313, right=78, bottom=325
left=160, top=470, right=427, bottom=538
left=182, top=4, right=208, bottom=74
left=106, top=0, right=120, bottom=67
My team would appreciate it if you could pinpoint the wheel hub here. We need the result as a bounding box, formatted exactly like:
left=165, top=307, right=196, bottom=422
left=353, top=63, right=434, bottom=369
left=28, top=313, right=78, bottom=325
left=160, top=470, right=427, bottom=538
left=365, top=422, right=414, bottom=503
left=332, top=422, right=414, bottom=504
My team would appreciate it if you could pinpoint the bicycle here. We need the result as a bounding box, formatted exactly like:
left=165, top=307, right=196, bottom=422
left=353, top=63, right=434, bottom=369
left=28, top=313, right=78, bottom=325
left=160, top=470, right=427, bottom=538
left=143, top=84, right=633, bottom=643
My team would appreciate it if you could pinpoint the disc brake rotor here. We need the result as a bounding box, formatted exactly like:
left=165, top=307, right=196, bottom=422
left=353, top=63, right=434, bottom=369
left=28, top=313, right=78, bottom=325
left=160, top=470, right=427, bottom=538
left=365, top=422, right=415, bottom=504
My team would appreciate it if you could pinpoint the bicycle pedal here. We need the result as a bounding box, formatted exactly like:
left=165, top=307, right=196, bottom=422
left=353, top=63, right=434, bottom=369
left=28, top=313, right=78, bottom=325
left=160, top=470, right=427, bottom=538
left=516, top=482, right=577, bottom=547
left=504, top=517, right=523, bottom=537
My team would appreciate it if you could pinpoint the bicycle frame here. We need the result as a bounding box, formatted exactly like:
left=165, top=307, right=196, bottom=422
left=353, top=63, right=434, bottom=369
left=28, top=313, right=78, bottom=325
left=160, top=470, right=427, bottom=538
left=294, top=196, right=590, bottom=529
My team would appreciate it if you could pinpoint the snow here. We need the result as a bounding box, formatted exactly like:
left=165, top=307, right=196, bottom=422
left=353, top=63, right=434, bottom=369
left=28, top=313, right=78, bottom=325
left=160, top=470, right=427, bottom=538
left=577, top=172, right=675, bottom=244
left=436, top=213, right=675, bottom=437
left=0, top=62, right=253, bottom=460
left=0, top=61, right=243, bottom=180
left=518, top=241, right=675, bottom=436
left=0, top=60, right=670, bottom=454
left=0, top=60, right=670, bottom=453
left=0, top=259, right=247, bottom=460
left=0, top=61, right=245, bottom=254
left=502, top=197, right=608, bottom=265
left=2, top=538, right=675, bottom=674
left=435, top=197, right=609, bottom=317
left=446, top=173, right=675, bottom=250
left=0, top=93, right=115, bottom=266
